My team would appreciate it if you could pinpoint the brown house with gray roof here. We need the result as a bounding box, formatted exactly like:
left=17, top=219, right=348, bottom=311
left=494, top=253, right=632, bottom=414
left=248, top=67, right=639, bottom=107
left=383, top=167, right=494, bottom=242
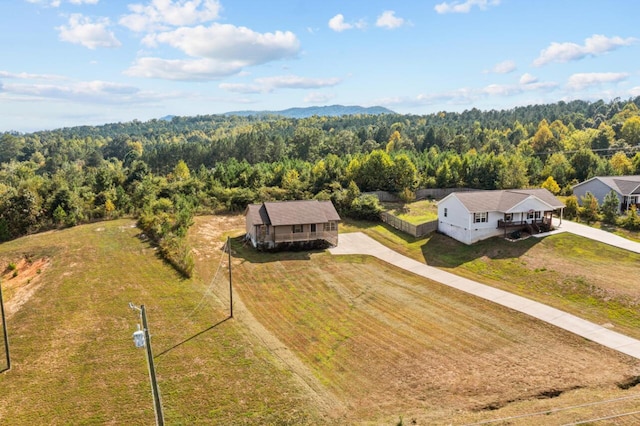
left=244, top=200, right=341, bottom=250
left=437, top=188, right=565, bottom=245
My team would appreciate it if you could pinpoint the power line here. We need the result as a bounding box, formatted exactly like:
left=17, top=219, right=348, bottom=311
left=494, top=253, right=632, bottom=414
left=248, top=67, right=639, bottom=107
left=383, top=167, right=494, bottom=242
left=464, top=393, right=640, bottom=425
left=161, top=243, right=227, bottom=337
left=563, top=409, right=640, bottom=425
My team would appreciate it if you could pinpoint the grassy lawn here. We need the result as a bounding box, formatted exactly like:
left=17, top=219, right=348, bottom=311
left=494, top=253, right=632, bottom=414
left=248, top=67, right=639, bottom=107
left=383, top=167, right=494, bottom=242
left=231, top=232, right=640, bottom=424
left=2, top=215, right=640, bottom=425
left=0, top=219, right=323, bottom=425
left=348, top=219, right=640, bottom=341
left=382, top=199, right=438, bottom=224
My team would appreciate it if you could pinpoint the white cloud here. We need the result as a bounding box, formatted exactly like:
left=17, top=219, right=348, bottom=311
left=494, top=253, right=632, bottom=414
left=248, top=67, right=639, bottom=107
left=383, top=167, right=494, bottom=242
left=304, top=92, right=336, bottom=103
left=566, top=72, right=629, bottom=90
left=376, top=11, right=405, bottom=29
left=489, top=60, right=516, bottom=74
left=219, top=75, right=342, bottom=94
left=125, top=57, right=245, bottom=81
left=56, top=14, right=121, bottom=49
left=120, top=0, right=221, bottom=32
left=374, top=77, right=558, bottom=109
left=128, top=20, right=300, bottom=81
left=434, top=0, right=500, bottom=14
left=256, top=75, right=342, bottom=90
left=328, top=14, right=366, bottom=32
left=630, top=87, right=640, bottom=97
left=2, top=80, right=140, bottom=102
left=328, top=14, right=351, bottom=32
left=147, top=24, right=299, bottom=62
left=0, top=71, right=66, bottom=80
left=25, top=0, right=98, bottom=5
left=519, top=73, right=538, bottom=85
left=217, top=82, right=262, bottom=94
left=533, top=34, right=636, bottom=67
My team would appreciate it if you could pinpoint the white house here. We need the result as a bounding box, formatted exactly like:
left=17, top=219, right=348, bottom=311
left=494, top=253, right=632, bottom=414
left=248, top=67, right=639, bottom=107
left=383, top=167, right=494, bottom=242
left=572, top=175, right=640, bottom=213
left=437, top=188, right=565, bottom=245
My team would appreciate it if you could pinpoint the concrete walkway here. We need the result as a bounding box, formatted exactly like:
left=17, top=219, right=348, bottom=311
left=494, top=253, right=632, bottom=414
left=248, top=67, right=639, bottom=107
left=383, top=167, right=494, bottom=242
left=551, top=218, right=640, bottom=254
left=329, top=232, right=640, bottom=360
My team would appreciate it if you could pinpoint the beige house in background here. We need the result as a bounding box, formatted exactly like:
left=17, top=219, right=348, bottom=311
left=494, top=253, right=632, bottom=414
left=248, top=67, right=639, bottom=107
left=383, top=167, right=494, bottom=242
left=245, top=200, right=341, bottom=250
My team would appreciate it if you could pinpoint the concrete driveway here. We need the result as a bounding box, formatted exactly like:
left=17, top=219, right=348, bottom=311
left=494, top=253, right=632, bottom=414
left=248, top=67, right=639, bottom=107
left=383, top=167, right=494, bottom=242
left=330, top=232, right=640, bottom=360
left=552, top=218, right=640, bottom=254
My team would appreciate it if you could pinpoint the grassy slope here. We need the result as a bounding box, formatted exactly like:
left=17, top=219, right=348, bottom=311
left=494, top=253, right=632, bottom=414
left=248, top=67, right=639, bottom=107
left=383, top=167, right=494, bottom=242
left=0, top=219, right=322, bottom=425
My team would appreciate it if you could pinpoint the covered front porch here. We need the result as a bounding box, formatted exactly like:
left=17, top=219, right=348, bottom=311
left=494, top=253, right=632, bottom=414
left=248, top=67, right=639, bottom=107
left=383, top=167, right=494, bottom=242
left=497, top=210, right=557, bottom=237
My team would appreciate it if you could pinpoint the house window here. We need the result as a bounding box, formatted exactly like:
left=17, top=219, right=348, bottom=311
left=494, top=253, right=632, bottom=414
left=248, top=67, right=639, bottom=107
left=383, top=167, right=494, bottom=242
left=310, top=224, right=317, bottom=233
left=527, top=211, right=541, bottom=219
left=473, top=212, right=488, bottom=223
left=292, top=224, right=303, bottom=233
left=504, top=213, right=513, bottom=222
left=444, top=208, right=448, bottom=217
left=324, top=222, right=337, bottom=231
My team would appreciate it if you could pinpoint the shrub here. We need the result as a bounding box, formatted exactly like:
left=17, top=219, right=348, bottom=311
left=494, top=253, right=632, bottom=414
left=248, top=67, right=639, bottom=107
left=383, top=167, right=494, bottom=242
left=600, top=190, right=620, bottom=225
left=564, top=195, right=579, bottom=220
left=349, top=194, right=383, bottom=221
left=620, top=205, right=640, bottom=231
left=579, top=192, right=600, bottom=224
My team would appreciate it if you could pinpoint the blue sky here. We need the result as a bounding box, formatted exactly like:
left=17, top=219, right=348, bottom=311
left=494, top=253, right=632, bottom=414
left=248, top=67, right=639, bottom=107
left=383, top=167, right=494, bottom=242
left=1, top=0, right=639, bottom=132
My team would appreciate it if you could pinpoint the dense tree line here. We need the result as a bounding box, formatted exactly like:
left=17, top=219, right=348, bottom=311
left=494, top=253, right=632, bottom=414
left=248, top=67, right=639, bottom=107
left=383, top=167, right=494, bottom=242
left=2, top=97, right=640, bottom=259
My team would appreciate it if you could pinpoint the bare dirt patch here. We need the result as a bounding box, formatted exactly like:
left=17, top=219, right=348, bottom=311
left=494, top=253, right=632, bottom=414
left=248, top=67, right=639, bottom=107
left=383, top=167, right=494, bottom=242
left=2, top=256, right=50, bottom=317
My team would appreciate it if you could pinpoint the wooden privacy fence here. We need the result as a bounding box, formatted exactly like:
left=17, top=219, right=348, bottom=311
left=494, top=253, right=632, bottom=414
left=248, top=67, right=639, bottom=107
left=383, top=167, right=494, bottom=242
left=366, top=188, right=474, bottom=202
left=380, top=212, right=438, bottom=238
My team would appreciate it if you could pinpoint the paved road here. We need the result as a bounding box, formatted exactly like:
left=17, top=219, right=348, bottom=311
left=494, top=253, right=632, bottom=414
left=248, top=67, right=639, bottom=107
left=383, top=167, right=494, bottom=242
left=330, top=232, right=640, bottom=360
left=551, top=218, right=640, bottom=254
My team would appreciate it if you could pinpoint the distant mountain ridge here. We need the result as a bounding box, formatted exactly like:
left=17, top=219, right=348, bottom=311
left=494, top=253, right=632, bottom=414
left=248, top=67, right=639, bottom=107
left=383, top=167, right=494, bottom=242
left=224, top=105, right=395, bottom=118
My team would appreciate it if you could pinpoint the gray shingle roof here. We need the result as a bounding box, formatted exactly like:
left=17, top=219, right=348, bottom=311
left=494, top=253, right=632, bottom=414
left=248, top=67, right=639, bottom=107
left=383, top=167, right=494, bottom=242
left=446, top=188, right=564, bottom=213
left=245, top=203, right=270, bottom=225
left=246, top=200, right=341, bottom=226
left=583, top=176, right=640, bottom=195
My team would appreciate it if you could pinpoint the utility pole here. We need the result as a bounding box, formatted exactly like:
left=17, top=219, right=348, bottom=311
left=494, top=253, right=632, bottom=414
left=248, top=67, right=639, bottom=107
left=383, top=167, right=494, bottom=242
left=129, top=303, right=164, bottom=426
left=0, top=280, right=9, bottom=372
left=227, top=237, right=233, bottom=318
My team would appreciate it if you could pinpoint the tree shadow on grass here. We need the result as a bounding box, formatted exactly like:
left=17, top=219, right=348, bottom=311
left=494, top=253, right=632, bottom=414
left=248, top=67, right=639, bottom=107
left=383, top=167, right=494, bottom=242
left=155, top=316, right=231, bottom=359
left=423, top=232, right=542, bottom=268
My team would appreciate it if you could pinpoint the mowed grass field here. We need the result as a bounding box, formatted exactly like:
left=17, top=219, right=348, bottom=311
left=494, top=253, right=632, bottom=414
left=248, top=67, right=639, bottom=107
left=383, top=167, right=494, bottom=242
left=0, top=219, right=324, bottom=425
left=1, top=215, right=640, bottom=424
left=344, top=219, right=640, bottom=341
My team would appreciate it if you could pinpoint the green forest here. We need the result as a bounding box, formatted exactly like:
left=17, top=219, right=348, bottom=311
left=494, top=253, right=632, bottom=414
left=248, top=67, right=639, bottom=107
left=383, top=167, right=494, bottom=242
left=2, top=98, right=640, bottom=274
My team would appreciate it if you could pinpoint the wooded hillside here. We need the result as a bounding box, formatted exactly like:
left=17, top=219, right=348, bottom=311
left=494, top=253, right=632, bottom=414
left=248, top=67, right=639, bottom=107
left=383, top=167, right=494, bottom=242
left=1, top=97, right=640, bottom=246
